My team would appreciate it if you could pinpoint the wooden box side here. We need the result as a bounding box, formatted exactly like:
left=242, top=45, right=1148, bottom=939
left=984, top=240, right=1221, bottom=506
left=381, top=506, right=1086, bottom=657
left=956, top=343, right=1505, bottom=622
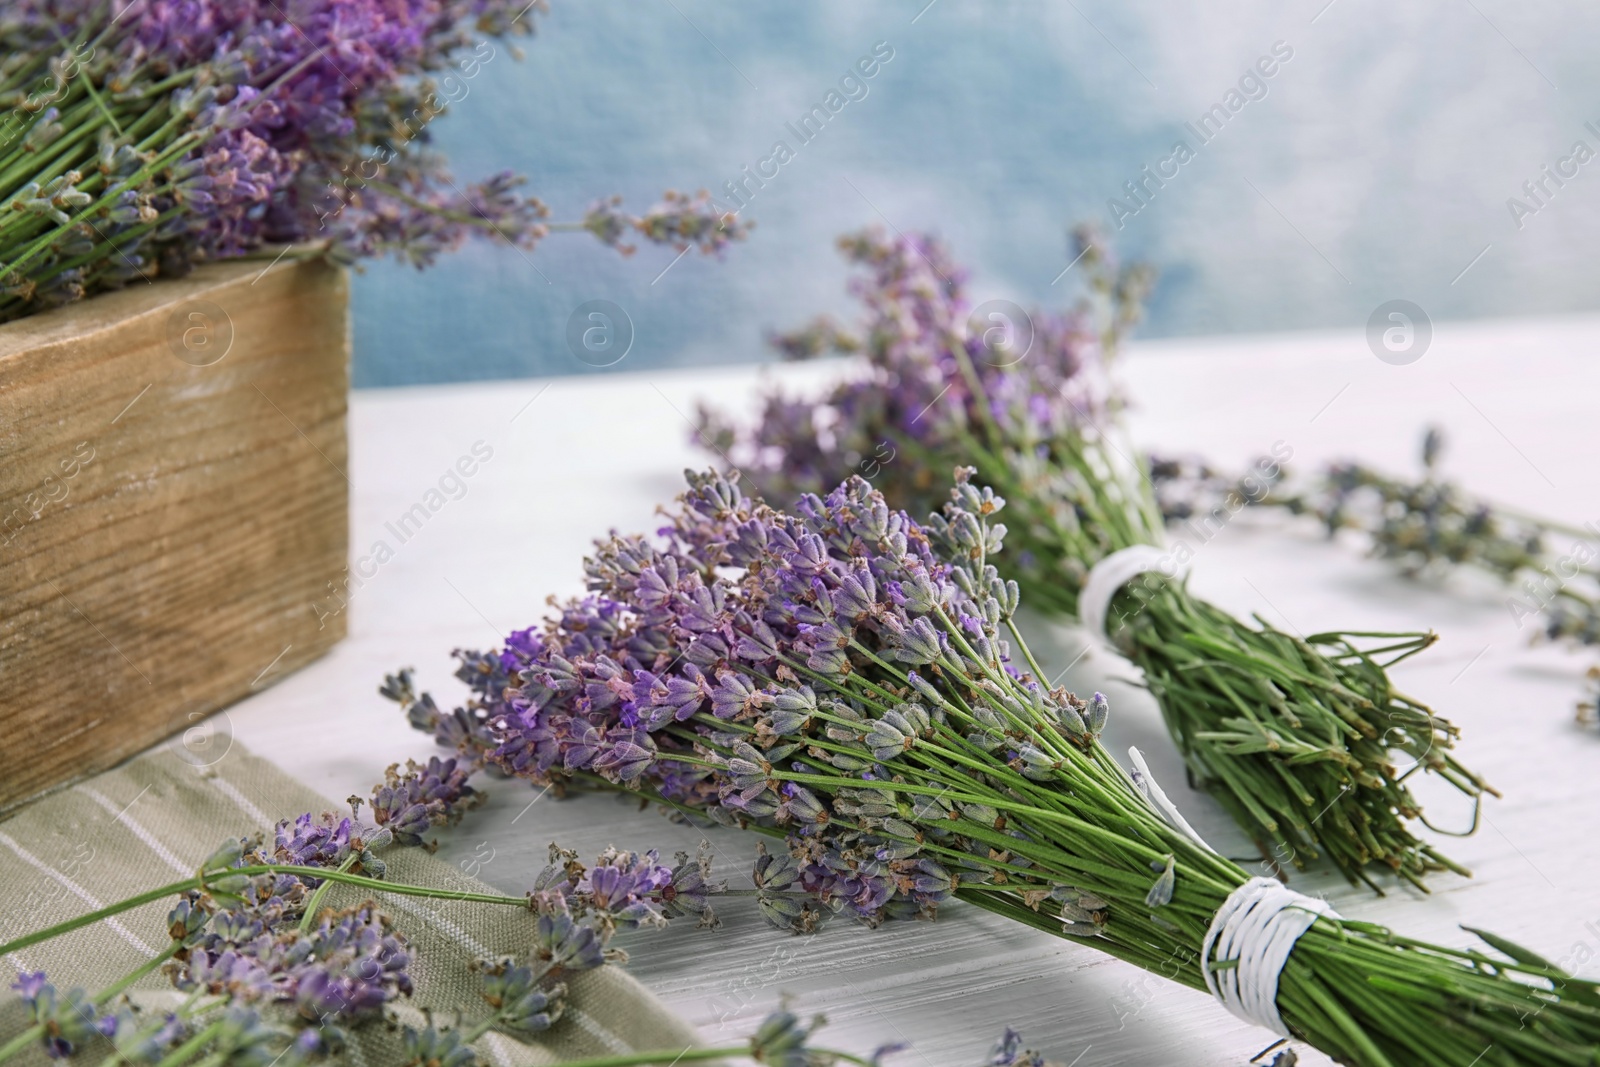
left=0, top=258, right=350, bottom=812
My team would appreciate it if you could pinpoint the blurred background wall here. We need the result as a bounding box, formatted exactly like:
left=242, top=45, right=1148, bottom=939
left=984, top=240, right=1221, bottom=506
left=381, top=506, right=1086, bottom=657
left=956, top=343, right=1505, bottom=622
left=350, top=0, right=1600, bottom=387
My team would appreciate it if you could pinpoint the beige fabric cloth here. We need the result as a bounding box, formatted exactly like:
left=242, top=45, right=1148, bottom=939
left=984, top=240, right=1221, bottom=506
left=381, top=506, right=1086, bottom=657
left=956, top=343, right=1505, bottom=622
left=0, top=744, right=703, bottom=1065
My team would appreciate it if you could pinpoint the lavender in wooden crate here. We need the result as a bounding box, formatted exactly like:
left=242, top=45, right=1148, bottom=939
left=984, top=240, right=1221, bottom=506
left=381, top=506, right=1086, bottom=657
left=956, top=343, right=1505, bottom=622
left=0, top=0, right=749, bottom=323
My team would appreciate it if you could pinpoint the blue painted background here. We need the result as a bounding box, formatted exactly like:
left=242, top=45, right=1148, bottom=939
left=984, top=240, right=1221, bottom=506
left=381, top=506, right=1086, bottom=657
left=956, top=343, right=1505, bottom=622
left=350, top=0, right=1600, bottom=387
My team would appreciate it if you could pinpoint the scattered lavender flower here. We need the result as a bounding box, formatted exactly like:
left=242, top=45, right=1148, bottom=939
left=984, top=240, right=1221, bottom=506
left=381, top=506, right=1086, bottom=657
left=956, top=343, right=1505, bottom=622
left=659, top=844, right=725, bottom=925
left=400, top=1023, right=478, bottom=1067
left=10, top=972, right=102, bottom=1059
left=274, top=811, right=357, bottom=870
left=572, top=846, right=674, bottom=929
left=986, top=1027, right=1069, bottom=1067
left=747, top=1008, right=829, bottom=1067
left=476, top=959, right=565, bottom=1033
left=363, top=757, right=483, bottom=848
left=529, top=892, right=609, bottom=975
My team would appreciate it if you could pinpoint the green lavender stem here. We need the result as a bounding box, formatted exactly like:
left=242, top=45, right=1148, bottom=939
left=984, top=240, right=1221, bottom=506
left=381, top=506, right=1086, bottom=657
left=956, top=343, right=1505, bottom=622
left=151, top=1021, right=223, bottom=1067
left=900, top=424, right=1491, bottom=889
left=0, top=865, right=530, bottom=957
left=297, top=854, right=359, bottom=932
left=0, top=1025, right=44, bottom=1062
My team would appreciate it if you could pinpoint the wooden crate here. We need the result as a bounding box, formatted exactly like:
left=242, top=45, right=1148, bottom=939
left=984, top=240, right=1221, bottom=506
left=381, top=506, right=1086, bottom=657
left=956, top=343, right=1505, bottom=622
left=0, top=258, right=349, bottom=813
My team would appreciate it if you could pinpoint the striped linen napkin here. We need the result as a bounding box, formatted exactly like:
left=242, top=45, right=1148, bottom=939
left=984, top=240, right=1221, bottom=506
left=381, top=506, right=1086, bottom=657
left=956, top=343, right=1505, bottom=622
left=0, top=742, right=704, bottom=1065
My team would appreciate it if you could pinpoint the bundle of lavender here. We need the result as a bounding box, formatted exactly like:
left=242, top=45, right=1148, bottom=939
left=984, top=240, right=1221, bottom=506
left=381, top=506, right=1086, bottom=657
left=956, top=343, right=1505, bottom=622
left=0, top=0, right=747, bottom=322
left=389, top=468, right=1600, bottom=1067
left=694, top=229, right=1492, bottom=891
left=0, top=756, right=899, bottom=1066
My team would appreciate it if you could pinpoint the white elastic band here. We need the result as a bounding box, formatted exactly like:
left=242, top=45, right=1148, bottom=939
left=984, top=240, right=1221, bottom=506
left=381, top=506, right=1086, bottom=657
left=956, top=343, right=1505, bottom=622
left=1126, top=753, right=1337, bottom=1035
left=1127, top=747, right=1215, bottom=854
left=1201, top=877, right=1340, bottom=1037
left=1078, top=545, right=1185, bottom=641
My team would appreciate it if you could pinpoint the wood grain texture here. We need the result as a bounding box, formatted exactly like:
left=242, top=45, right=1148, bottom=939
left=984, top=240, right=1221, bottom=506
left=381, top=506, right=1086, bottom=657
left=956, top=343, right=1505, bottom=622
left=0, top=257, right=349, bottom=813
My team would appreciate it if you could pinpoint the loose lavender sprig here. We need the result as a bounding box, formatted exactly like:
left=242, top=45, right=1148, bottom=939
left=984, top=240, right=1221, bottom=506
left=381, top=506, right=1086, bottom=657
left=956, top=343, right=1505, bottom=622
left=0, top=2, right=749, bottom=323
left=1, top=759, right=595, bottom=1064
left=5, top=824, right=935, bottom=1067
left=6, top=744, right=928, bottom=1065
left=1150, top=428, right=1600, bottom=644
left=694, top=228, right=1491, bottom=891
left=1150, top=429, right=1600, bottom=714
left=392, top=467, right=1600, bottom=1067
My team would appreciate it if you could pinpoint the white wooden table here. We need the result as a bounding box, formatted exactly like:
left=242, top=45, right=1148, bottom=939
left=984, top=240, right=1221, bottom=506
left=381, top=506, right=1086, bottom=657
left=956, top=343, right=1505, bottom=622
left=227, top=314, right=1600, bottom=1066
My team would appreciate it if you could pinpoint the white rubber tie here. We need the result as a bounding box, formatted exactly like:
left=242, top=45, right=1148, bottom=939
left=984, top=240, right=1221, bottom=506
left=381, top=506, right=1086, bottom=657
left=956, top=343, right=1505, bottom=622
left=1092, top=558, right=1326, bottom=1038
left=1127, top=753, right=1336, bottom=1035
left=1078, top=544, right=1186, bottom=641
left=1127, top=747, right=1215, bottom=854
left=1202, top=876, right=1340, bottom=1037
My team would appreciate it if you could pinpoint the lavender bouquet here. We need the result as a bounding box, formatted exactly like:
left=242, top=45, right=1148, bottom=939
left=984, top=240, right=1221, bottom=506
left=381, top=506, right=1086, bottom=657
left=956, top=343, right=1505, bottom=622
left=386, top=468, right=1600, bottom=1067
left=694, top=230, right=1492, bottom=892
left=0, top=0, right=748, bottom=322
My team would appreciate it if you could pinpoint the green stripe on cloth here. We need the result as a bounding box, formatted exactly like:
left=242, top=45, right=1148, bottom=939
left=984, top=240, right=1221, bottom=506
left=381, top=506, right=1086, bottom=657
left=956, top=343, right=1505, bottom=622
left=0, top=743, right=705, bottom=1065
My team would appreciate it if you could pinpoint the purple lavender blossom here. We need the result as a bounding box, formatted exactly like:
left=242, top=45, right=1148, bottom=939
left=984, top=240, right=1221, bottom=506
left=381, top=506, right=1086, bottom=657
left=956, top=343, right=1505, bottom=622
left=575, top=847, right=675, bottom=928
left=747, top=1009, right=840, bottom=1067
left=530, top=895, right=607, bottom=975
left=401, top=1023, right=478, bottom=1067
left=395, top=468, right=1099, bottom=929
left=10, top=972, right=47, bottom=1005
left=10, top=972, right=102, bottom=1059
left=275, top=811, right=356, bottom=868
left=659, top=844, right=725, bottom=924
left=382, top=667, right=500, bottom=765
left=175, top=904, right=412, bottom=1026
left=365, top=757, right=482, bottom=847
left=99, top=1010, right=192, bottom=1064
left=478, top=958, right=565, bottom=1033
left=293, top=905, right=413, bottom=1022
left=692, top=227, right=1135, bottom=543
